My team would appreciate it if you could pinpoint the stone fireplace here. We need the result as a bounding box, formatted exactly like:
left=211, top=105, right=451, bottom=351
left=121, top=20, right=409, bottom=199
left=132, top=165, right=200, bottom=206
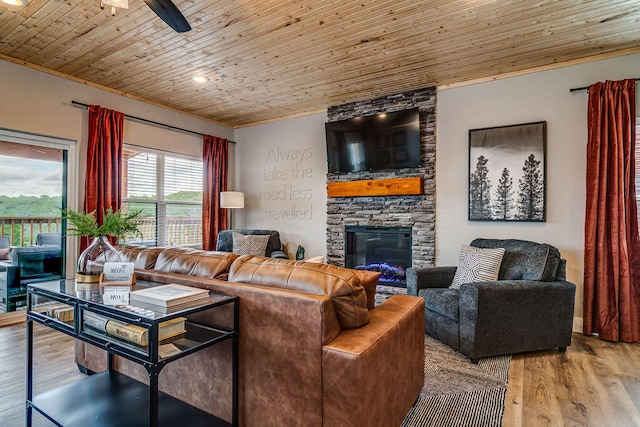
left=326, top=87, right=436, bottom=276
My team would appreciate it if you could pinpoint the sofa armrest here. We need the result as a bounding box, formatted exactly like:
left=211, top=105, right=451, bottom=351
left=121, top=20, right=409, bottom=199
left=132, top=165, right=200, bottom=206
left=406, top=266, right=456, bottom=296
left=459, top=280, right=576, bottom=358
left=322, top=294, right=424, bottom=427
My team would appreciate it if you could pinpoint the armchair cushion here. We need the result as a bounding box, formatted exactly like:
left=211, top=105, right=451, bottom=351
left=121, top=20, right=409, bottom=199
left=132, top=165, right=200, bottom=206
left=421, top=288, right=460, bottom=321
left=471, top=238, right=561, bottom=281
left=450, top=245, right=505, bottom=289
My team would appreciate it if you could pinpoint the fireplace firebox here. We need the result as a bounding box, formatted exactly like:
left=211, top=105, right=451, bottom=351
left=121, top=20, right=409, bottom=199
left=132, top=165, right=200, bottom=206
left=345, top=226, right=412, bottom=287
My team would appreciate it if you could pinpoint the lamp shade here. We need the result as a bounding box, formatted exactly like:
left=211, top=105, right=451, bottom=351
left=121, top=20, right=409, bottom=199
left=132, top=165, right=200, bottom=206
left=220, top=191, right=245, bottom=208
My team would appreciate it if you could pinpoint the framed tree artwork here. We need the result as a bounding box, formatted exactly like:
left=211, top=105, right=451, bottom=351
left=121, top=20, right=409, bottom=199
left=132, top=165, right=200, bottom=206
left=468, top=121, right=546, bottom=222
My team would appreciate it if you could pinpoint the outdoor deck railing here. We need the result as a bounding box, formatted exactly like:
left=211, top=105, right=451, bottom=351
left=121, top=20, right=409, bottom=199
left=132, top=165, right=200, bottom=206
left=132, top=217, right=202, bottom=246
left=0, top=216, right=202, bottom=247
left=0, top=216, right=61, bottom=247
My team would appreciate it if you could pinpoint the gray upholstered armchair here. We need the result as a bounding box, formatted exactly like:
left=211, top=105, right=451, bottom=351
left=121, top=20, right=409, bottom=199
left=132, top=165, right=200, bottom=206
left=407, top=238, right=576, bottom=363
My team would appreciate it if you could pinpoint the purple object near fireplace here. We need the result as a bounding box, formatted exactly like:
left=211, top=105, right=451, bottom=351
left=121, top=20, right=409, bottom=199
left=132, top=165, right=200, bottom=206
left=345, top=226, right=412, bottom=287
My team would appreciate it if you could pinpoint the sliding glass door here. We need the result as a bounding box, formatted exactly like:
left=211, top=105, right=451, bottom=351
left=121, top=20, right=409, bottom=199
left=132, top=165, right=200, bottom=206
left=0, top=140, right=67, bottom=312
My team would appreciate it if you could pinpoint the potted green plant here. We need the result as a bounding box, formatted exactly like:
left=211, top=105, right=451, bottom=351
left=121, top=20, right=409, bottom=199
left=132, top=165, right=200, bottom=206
left=62, top=207, right=146, bottom=283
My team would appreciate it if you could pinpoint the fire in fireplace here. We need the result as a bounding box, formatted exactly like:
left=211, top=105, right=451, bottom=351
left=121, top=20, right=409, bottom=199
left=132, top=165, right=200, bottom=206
left=345, top=226, right=412, bottom=287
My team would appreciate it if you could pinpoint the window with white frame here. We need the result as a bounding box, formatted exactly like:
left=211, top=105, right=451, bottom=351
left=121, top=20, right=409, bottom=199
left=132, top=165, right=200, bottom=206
left=121, top=147, right=203, bottom=247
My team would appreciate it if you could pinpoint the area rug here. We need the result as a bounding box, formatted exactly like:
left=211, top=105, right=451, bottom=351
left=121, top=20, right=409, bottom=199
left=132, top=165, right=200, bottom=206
left=375, top=288, right=510, bottom=426
left=401, top=335, right=510, bottom=427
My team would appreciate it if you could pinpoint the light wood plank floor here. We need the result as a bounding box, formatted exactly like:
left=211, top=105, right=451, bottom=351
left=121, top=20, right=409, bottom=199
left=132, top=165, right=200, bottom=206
left=0, top=317, right=638, bottom=426
left=0, top=322, right=86, bottom=427
left=504, top=333, right=640, bottom=426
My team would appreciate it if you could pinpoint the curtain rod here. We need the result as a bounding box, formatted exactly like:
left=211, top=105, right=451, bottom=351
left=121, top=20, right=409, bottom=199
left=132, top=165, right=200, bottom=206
left=71, top=100, right=235, bottom=144
left=569, top=77, right=640, bottom=93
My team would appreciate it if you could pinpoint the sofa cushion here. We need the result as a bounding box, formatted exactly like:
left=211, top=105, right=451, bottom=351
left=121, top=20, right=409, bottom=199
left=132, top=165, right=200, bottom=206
left=232, top=232, right=270, bottom=256
left=450, top=245, right=505, bottom=289
left=354, top=270, right=380, bottom=310
left=154, top=247, right=239, bottom=279
left=228, top=255, right=369, bottom=329
left=112, top=245, right=164, bottom=269
left=0, top=247, right=10, bottom=260
left=420, top=288, right=460, bottom=321
left=290, top=256, right=378, bottom=309
left=471, top=238, right=561, bottom=281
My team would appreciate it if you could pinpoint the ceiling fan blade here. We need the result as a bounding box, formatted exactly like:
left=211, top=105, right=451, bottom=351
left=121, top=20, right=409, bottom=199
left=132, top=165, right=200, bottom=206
left=143, top=0, right=191, bottom=33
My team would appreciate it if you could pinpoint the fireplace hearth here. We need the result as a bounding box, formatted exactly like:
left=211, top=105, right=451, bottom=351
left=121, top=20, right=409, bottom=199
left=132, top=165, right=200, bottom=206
left=345, top=226, right=412, bottom=287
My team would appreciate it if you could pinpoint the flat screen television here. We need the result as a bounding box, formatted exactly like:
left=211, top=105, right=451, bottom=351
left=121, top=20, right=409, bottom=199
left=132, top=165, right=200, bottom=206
left=325, top=107, right=421, bottom=173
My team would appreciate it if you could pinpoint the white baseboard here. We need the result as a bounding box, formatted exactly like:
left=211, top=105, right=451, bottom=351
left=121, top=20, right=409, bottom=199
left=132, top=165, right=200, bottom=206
left=573, top=317, right=583, bottom=333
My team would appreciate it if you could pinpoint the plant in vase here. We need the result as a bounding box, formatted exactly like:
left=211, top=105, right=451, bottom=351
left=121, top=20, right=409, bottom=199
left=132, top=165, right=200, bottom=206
left=62, top=207, right=145, bottom=283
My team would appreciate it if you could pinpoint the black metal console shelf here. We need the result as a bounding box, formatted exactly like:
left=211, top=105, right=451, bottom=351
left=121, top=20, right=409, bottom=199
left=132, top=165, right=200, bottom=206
left=25, top=280, right=238, bottom=427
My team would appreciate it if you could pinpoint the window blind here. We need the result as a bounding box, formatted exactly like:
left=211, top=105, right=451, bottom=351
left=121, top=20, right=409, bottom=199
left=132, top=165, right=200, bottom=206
left=122, top=147, right=203, bottom=247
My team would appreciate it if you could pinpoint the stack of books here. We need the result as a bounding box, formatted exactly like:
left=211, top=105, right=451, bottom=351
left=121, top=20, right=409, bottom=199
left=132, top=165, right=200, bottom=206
left=83, top=311, right=187, bottom=347
left=39, top=303, right=75, bottom=322
left=129, top=284, right=210, bottom=313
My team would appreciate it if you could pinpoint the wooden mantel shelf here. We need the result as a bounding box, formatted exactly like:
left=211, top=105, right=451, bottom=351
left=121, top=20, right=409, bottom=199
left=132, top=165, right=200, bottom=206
left=327, top=177, right=423, bottom=198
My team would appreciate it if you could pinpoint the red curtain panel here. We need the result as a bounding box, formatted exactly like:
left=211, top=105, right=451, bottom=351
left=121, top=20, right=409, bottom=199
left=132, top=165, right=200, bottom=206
left=82, top=105, right=124, bottom=252
left=202, top=135, right=229, bottom=250
left=584, top=79, right=640, bottom=342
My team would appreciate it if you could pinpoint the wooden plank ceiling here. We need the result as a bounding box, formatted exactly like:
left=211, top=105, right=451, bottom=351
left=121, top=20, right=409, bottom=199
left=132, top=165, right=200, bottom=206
left=1, top=0, right=639, bottom=128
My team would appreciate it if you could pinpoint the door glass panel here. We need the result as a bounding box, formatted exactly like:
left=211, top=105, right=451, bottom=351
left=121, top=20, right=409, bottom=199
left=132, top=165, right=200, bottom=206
left=0, top=140, right=66, bottom=313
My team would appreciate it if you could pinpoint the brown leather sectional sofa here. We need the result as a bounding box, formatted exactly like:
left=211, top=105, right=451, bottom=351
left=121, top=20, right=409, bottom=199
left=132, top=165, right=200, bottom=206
left=75, top=246, right=425, bottom=426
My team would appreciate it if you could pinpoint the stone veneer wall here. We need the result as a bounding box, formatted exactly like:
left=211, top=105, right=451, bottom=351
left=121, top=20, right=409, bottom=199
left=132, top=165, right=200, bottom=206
left=326, top=87, right=436, bottom=269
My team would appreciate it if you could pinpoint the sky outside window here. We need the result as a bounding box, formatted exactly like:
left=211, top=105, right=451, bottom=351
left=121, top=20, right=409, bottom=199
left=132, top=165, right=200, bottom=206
left=0, top=155, right=62, bottom=197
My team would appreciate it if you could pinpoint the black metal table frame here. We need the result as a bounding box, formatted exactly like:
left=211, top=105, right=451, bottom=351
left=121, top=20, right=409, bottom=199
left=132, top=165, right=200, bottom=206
left=25, top=282, right=239, bottom=427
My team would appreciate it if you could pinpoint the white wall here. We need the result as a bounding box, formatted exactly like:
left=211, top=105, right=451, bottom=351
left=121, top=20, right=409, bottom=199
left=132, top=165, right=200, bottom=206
left=234, top=113, right=328, bottom=259
left=0, top=59, right=233, bottom=274
left=437, top=52, right=640, bottom=322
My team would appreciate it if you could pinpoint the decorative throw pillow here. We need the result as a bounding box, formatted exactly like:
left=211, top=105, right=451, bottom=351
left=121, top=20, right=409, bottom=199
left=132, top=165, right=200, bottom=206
left=232, top=232, right=270, bottom=257
left=449, top=245, right=505, bottom=289
left=0, top=247, right=10, bottom=260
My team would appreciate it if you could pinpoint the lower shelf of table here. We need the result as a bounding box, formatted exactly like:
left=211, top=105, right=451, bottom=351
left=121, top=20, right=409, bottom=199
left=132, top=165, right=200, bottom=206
left=29, top=370, right=230, bottom=427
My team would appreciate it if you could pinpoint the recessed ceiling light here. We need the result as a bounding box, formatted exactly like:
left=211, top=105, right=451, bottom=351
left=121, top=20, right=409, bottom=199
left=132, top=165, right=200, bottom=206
left=1, top=0, right=28, bottom=6
left=193, top=75, right=208, bottom=83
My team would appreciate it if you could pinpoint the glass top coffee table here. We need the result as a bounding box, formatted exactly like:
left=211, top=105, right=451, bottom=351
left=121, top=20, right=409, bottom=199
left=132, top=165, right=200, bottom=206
left=25, top=278, right=238, bottom=427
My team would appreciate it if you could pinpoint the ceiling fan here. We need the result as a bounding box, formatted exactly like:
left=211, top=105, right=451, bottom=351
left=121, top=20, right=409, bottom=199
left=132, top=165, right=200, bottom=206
left=101, top=0, right=191, bottom=33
